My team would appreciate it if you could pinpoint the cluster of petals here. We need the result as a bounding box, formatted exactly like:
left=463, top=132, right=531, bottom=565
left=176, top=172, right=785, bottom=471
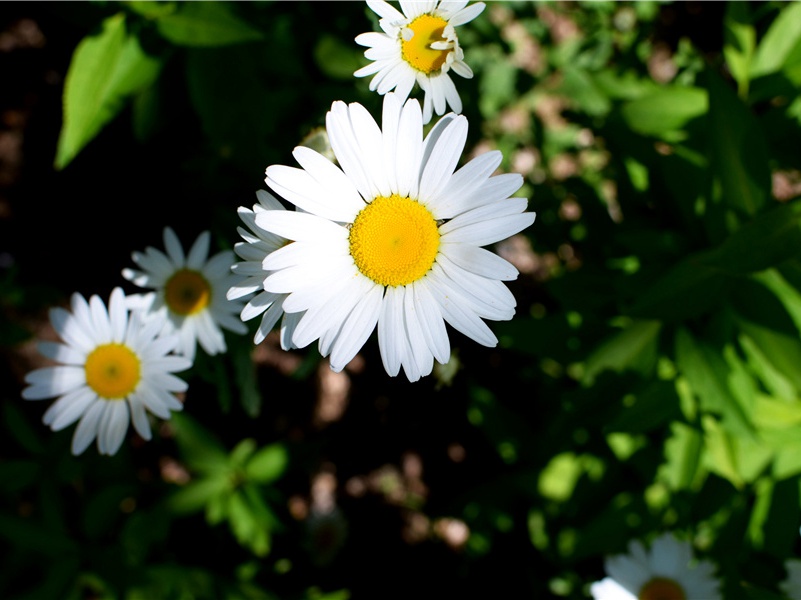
left=21, top=288, right=191, bottom=455
left=241, top=92, right=534, bottom=382
left=355, top=0, right=485, bottom=123
left=123, top=226, right=247, bottom=362
left=590, top=532, right=722, bottom=600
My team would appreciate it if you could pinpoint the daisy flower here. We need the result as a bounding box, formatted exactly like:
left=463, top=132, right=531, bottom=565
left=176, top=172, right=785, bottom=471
left=590, top=532, right=722, bottom=600
left=21, top=287, right=191, bottom=455
left=122, top=226, right=248, bottom=362
left=257, top=92, right=535, bottom=382
left=227, top=189, right=302, bottom=350
left=781, top=559, right=801, bottom=599
left=354, top=0, right=485, bottom=124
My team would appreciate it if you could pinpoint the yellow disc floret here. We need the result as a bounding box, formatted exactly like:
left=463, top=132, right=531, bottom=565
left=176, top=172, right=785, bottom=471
left=401, top=14, right=452, bottom=74
left=349, top=194, right=440, bottom=287
left=638, top=578, right=686, bottom=600
left=164, top=269, right=211, bottom=316
left=85, top=343, right=141, bottom=399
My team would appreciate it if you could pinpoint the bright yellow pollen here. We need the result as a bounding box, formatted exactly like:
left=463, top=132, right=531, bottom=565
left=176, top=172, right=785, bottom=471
left=638, top=578, right=687, bottom=600
left=401, top=14, right=452, bottom=74
left=164, top=269, right=211, bottom=316
left=349, top=194, right=440, bottom=287
left=85, top=343, right=141, bottom=400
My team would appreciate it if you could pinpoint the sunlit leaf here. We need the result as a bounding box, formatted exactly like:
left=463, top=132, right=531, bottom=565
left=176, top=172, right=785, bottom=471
left=55, top=13, right=163, bottom=169
left=245, top=444, right=289, bottom=484
left=581, top=319, right=661, bottom=385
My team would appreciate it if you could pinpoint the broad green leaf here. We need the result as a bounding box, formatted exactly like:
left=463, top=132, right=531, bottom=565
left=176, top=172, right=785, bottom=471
left=581, top=319, right=661, bottom=384
left=559, top=66, right=610, bottom=117
left=723, top=1, right=756, bottom=95
left=750, top=1, right=801, bottom=78
left=658, top=421, right=704, bottom=491
left=314, top=34, right=364, bottom=81
left=55, top=13, right=163, bottom=169
left=737, top=318, right=801, bottom=395
left=230, top=438, right=257, bottom=468
left=168, top=475, right=231, bottom=515
left=752, top=268, right=801, bottom=333
left=753, top=395, right=801, bottom=431
left=704, top=69, right=770, bottom=217
left=702, top=416, right=772, bottom=488
left=674, top=328, right=754, bottom=437
left=245, top=444, right=289, bottom=484
left=620, top=87, right=707, bottom=136
left=156, top=2, right=264, bottom=47
left=772, top=438, right=801, bottom=479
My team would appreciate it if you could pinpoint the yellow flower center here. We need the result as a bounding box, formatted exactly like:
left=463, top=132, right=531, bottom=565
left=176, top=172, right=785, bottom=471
left=349, top=194, right=440, bottom=287
left=638, top=578, right=686, bottom=600
left=401, top=14, right=452, bottom=74
left=164, top=269, right=211, bottom=316
left=85, top=343, right=141, bottom=400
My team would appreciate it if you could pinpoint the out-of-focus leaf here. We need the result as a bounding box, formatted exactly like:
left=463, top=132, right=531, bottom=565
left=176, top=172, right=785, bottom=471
left=168, top=475, right=231, bottom=515
left=245, top=444, right=289, bottom=484
left=705, top=69, right=770, bottom=217
left=702, top=415, right=772, bottom=489
left=559, top=65, right=610, bottom=117
left=658, top=421, right=704, bottom=491
left=156, top=2, right=264, bottom=47
left=723, top=1, right=756, bottom=95
left=479, top=56, right=517, bottom=118
left=737, top=318, right=801, bottom=396
left=315, top=34, right=364, bottom=81
left=232, top=339, right=261, bottom=418
left=55, top=13, right=163, bottom=170
left=0, top=460, right=39, bottom=492
left=170, top=412, right=228, bottom=473
left=750, top=1, right=801, bottom=78
left=752, top=267, right=801, bottom=333
left=604, top=380, right=682, bottom=434
left=619, top=87, right=707, bottom=137
left=581, top=319, right=661, bottom=385
left=674, top=328, right=754, bottom=437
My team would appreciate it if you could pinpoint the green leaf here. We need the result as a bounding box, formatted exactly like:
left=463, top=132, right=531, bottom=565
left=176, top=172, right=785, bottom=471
left=244, top=444, right=288, bottom=484
left=702, top=415, right=772, bottom=488
left=168, top=475, right=231, bottom=515
left=170, top=412, right=229, bottom=473
left=704, top=68, right=770, bottom=217
left=674, top=328, right=754, bottom=437
left=314, top=34, right=364, bottom=81
left=619, top=86, right=707, bottom=137
left=737, top=318, right=801, bottom=396
left=581, top=319, right=661, bottom=385
left=723, top=1, right=756, bottom=95
left=658, top=421, right=704, bottom=491
left=230, top=438, right=257, bottom=468
left=4, top=402, right=45, bottom=454
left=55, top=13, right=163, bottom=170
left=750, top=1, right=801, bottom=78
left=156, top=2, right=264, bottom=47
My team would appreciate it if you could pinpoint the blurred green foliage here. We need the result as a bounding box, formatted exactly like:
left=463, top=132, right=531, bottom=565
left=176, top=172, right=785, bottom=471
left=4, top=0, right=801, bottom=598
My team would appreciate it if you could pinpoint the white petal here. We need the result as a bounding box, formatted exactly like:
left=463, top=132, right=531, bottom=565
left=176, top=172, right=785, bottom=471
left=378, top=286, right=403, bottom=377
left=163, top=227, right=186, bottom=267
left=109, top=287, right=129, bottom=343
left=43, top=387, right=97, bottom=430
left=367, top=0, right=406, bottom=22
left=49, top=307, right=94, bottom=354
left=440, top=243, right=518, bottom=280
left=418, top=115, right=468, bottom=203
left=23, top=366, right=85, bottom=399
left=254, top=211, right=347, bottom=244
left=410, top=281, right=450, bottom=363
left=98, top=400, right=129, bottom=455
left=128, top=393, right=152, bottom=441
left=448, top=2, right=485, bottom=26
left=89, top=294, right=112, bottom=344
left=329, top=283, right=383, bottom=371
left=441, top=212, right=536, bottom=246
left=186, top=231, right=210, bottom=270
left=266, top=163, right=362, bottom=223
left=423, top=273, right=497, bottom=347
left=71, top=400, right=106, bottom=455
left=36, top=341, right=85, bottom=365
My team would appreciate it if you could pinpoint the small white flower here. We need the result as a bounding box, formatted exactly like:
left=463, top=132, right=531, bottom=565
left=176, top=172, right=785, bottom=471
left=227, top=189, right=302, bottom=349
left=590, top=532, right=722, bottom=600
left=256, top=92, right=535, bottom=382
left=122, top=226, right=248, bottom=362
left=354, top=0, right=485, bottom=124
left=21, top=287, right=192, bottom=456
left=781, top=559, right=801, bottom=599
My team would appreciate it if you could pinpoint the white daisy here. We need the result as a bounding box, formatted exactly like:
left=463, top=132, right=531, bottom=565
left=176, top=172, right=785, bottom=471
left=781, top=559, right=801, bottom=599
left=122, top=226, right=248, bottom=362
left=21, top=287, right=192, bottom=456
left=257, top=92, right=535, bottom=382
left=227, top=189, right=302, bottom=350
left=354, top=0, right=485, bottom=124
left=590, top=532, right=722, bottom=600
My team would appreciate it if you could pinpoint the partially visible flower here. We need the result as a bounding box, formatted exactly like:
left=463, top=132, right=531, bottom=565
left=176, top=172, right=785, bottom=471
left=21, top=288, right=191, bottom=455
left=354, top=0, right=485, bottom=124
left=590, top=532, right=722, bottom=600
left=122, top=227, right=247, bottom=361
left=257, top=92, right=535, bottom=382
left=781, top=559, right=801, bottom=599
left=227, top=190, right=302, bottom=350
